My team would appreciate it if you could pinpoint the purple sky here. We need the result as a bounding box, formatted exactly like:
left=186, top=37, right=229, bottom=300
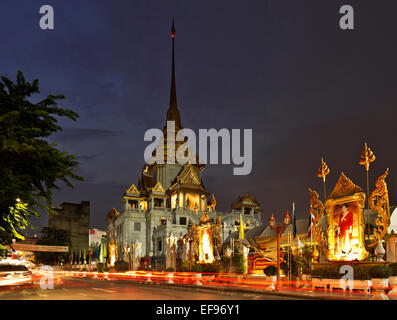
left=2, top=1, right=397, bottom=233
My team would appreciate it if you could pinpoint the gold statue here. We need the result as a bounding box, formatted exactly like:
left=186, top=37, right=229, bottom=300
left=308, top=188, right=326, bottom=249
left=214, top=215, right=222, bottom=257
left=368, top=168, right=390, bottom=247
left=208, top=194, right=216, bottom=212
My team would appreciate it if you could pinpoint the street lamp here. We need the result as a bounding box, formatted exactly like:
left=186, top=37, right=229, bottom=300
left=269, top=211, right=290, bottom=288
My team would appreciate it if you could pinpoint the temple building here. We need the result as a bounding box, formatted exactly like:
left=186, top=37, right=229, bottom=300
left=105, top=21, right=262, bottom=268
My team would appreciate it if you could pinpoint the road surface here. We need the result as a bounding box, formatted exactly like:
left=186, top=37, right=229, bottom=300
left=0, top=277, right=303, bottom=300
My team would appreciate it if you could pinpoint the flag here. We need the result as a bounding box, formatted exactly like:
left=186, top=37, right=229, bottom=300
left=292, top=202, right=297, bottom=239
left=99, top=244, right=103, bottom=263
left=239, top=213, right=244, bottom=240
left=83, top=248, right=86, bottom=263
left=78, top=250, right=81, bottom=264
left=103, top=242, right=107, bottom=258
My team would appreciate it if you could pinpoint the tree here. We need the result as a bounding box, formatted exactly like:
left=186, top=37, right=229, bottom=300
left=34, top=227, right=71, bottom=265
left=280, top=247, right=300, bottom=278
left=0, top=71, right=82, bottom=251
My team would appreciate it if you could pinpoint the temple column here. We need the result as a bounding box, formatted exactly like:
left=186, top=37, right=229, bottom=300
left=183, top=192, right=186, bottom=208
left=163, top=198, right=167, bottom=208
left=199, top=195, right=202, bottom=212
left=151, top=198, right=154, bottom=210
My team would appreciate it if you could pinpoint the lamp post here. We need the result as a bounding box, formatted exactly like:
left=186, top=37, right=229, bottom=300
left=269, top=211, right=290, bottom=288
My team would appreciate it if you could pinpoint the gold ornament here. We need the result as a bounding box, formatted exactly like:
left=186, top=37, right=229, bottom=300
left=359, top=143, right=375, bottom=171
left=368, top=169, right=390, bottom=247
left=308, top=188, right=326, bottom=249
left=317, top=158, right=330, bottom=182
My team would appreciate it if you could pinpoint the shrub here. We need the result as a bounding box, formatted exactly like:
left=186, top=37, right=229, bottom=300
left=352, top=265, right=370, bottom=280
left=202, top=262, right=223, bottom=273
left=97, top=263, right=105, bottom=272
left=179, top=261, right=190, bottom=272
left=232, top=254, right=246, bottom=274
left=388, top=263, right=397, bottom=276
left=311, top=264, right=340, bottom=279
left=221, top=257, right=231, bottom=273
left=114, top=259, right=129, bottom=272
left=263, top=265, right=277, bottom=276
left=369, top=264, right=392, bottom=279
left=166, top=267, right=174, bottom=272
left=192, top=264, right=203, bottom=273
left=280, top=248, right=300, bottom=278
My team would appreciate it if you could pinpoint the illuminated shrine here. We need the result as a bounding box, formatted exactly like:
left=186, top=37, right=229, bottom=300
left=188, top=211, right=222, bottom=265
left=309, top=150, right=391, bottom=262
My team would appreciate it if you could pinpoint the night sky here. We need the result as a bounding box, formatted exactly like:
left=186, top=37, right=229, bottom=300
left=2, top=1, right=397, bottom=233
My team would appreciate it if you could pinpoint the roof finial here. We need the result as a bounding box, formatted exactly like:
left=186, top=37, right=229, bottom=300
left=169, top=18, right=177, bottom=107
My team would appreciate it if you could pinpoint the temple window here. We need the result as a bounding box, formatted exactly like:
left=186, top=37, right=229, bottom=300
left=128, top=200, right=138, bottom=209
left=185, top=193, right=199, bottom=210
left=160, top=218, right=167, bottom=226
left=180, top=217, right=187, bottom=225
left=171, top=193, right=178, bottom=209
left=244, top=207, right=251, bottom=215
left=154, top=198, right=163, bottom=207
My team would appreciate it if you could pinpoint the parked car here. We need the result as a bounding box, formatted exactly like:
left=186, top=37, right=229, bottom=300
left=0, top=263, right=33, bottom=287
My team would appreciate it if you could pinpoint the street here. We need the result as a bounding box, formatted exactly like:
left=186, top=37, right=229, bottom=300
left=0, top=277, right=303, bottom=300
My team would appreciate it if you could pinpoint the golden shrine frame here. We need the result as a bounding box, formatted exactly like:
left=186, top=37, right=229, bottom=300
left=325, top=192, right=368, bottom=261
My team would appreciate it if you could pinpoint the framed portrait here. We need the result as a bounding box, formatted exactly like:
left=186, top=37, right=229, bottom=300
left=325, top=192, right=368, bottom=261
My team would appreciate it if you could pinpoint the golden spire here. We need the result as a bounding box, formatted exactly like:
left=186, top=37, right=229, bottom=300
left=359, top=142, right=375, bottom=171
left=165, top=18, right=182, bottom=131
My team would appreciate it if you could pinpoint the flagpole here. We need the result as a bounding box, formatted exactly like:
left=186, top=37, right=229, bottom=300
left=288, top=230, right=291, bottom=287
left=359, top=143, right=375, bottom=241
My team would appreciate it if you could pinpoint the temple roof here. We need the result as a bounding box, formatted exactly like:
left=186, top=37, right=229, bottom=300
left=231, top=193, right=261, bottom=210
left=169, top=163, right=208, bottom=193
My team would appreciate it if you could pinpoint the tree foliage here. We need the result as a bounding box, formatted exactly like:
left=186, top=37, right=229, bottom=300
left=0, top=71, right=82, bottom=250
left=34, top=227, right=71, bottom=265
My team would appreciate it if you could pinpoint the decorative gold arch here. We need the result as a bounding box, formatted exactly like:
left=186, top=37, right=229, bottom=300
left=368, top=168, right=390, bottom=247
